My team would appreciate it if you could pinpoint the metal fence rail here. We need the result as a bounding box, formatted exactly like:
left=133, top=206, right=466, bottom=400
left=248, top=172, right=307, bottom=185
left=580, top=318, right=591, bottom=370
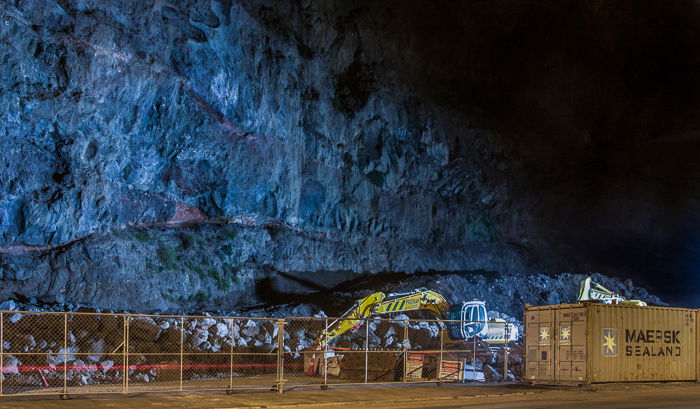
left=0, top=311, right=522, bottom=399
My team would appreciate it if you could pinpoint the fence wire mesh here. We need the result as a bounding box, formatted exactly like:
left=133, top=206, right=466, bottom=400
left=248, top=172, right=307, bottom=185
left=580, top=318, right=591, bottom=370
left=0, top=311, right=522, bottom=398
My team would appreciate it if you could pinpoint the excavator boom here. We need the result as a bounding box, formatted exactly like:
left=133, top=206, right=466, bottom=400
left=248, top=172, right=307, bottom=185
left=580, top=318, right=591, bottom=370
left=372, top=289, right=449, bottom=318
left=320, top=292, right=386, bottom=345
left=316, top=288, right=449, bottom=348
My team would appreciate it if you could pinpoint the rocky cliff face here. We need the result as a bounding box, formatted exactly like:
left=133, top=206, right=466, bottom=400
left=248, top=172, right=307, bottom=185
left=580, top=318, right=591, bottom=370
left=0, top=1, right=697, bottom=312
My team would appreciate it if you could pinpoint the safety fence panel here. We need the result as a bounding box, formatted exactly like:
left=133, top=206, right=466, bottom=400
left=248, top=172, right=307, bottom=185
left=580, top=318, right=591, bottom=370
left=179, top=316, right=231, bottom=392
left=178, top=317, right=229, bottom=392
left=368, top=317, right=417, bottom=384
left=326, top=317, right=374, bottom=386
left=437, top=318, right=522, bottom=382
left=282, top=317, right=326, bottom=388
left=402, top=318, right=443, bottom=383
left=127, top=315, right=182, bottom=392
left=66, top=313, right=126, bottom=395
left=227, top=318, right=279, bottom=391
left=1, top=312, right=67, bottom=396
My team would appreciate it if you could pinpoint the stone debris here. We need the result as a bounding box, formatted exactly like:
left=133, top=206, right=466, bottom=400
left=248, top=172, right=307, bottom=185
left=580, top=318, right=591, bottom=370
left=0, top=300, right=16, bottom=311
left=214, top=322, right=229, bottom=338
left=100, top=360, right=114, bottom=373
left=4, top=355, right=21, bottom=374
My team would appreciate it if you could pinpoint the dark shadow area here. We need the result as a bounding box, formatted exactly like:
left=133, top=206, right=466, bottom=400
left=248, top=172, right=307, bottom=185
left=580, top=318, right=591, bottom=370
left=369, top=0, right=700, bottom=305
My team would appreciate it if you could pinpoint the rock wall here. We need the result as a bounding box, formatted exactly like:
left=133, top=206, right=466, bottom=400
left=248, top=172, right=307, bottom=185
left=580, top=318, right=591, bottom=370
left=0, top=1, right=696, bottom=311
left=0, top=0, right=536, bottom=311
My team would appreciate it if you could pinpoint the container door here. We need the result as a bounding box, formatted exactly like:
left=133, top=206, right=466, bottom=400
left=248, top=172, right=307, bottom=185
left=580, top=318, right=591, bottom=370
left=525, top=307, right=556, bottom=383
left=555, top=306, right=587, bottom=384
left=589, top=304, right=696, bottom=382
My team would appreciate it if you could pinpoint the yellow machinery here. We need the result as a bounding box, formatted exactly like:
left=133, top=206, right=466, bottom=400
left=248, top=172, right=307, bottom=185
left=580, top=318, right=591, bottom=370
left=315, top=288, right=518, bottom=349
left=577, top=277, right=647, bottom=306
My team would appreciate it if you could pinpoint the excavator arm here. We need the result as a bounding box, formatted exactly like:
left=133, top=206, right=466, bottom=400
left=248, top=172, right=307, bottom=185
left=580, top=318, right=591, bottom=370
left=318, top=292, right=386, bottom=346
left=316, top=288, right=449, bottom=349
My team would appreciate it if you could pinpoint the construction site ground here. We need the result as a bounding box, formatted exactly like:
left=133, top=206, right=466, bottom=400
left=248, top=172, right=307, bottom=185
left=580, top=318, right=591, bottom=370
left=2, top=382, right=700, bottom=408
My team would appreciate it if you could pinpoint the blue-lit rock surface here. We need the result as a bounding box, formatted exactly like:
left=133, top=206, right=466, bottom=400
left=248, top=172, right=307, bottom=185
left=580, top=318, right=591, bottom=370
left=0, top=1, right=695, bottom=311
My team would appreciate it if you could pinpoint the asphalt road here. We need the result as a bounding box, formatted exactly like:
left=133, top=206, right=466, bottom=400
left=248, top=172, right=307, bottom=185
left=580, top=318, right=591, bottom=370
left=1, top=382, right=699, bottom=408
left=391, top=385, right=700, bottom=409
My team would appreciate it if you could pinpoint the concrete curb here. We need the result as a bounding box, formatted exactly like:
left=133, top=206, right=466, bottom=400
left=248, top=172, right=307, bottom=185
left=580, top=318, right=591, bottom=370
left=211, top=391, right=540, bottom=409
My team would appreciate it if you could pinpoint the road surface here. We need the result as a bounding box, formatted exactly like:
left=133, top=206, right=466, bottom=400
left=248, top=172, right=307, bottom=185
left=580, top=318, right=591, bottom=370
left=1, top=382, right=700, bottom=408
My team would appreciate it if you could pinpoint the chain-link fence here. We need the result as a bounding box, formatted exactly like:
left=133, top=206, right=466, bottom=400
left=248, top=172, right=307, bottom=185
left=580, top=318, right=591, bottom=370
left=0, top=311, right=522, bottom=399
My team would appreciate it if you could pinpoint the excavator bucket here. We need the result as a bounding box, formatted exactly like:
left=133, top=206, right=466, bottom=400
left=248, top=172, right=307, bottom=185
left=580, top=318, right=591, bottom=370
left=577, top=277, right=648, bottom=306
left=578, top=277, right=604, bottom=301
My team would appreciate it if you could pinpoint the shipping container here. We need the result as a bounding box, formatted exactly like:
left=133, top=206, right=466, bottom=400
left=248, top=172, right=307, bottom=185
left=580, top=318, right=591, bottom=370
left=524, top=303, right=697, bottom=385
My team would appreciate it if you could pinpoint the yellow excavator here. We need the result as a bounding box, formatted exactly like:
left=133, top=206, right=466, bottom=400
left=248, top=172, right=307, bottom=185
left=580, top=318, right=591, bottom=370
left=315, top=288, right=518, bottom=349
left=577, top=277, right=647, bottom=306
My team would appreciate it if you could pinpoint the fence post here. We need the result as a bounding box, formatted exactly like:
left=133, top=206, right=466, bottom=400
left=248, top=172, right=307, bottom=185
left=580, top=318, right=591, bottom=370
left=124, top=315, right=129, bottom=394
left=503, top=324, right=509, bottom=381
left=179, top=317, right=184, bottom=391
left=402, top=319, right=408, bottom=383
left=228, top=318, right=234, bottom=393
left=275, top=319, right=286, bottom=394
left=63, top=313, right=68, bottom=397
left=472, top=323, right=476, bottom=382
left=438, top=322, right=443, bottom=385
left=364, top=318, right=369, bottom=384
left=121, top=316, right=126, bottom=394
left=323, top=318, right=328, bottom=388
left=0, top=311, right=3, bottom=396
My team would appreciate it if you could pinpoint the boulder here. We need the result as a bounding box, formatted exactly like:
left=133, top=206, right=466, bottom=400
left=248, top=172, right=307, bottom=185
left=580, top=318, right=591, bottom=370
left=188, top=328, right=208, bottom=348
left=0, top=300, right=16, bottom=311
left=100, top=360, right=114, bottom=373
left=129, top=317, right=160, bottom=342
left=3, top=355, right=20, bottom=374
left=160, top=326, right=182, bottom=345
left=21, top=334, right=36, bottom=350
left=213, top=322, right=229, bottom=338
left=198, top=317, right=217, bottom=329
left=48, top=346, right=77, bottom=366
left=241, top=320, right=260, bottom=337
left=72, top=359, right=87, bottom=372
left=483, top=364, right=503, bottom=382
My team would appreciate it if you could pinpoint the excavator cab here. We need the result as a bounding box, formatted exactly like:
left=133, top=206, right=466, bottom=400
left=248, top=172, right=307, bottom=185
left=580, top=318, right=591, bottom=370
left=446, top=300, right=488, bottom=340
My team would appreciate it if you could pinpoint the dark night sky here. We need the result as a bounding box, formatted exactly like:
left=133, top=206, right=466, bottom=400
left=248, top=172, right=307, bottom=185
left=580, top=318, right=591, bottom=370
left=382, top=0, right=700, bottom=305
